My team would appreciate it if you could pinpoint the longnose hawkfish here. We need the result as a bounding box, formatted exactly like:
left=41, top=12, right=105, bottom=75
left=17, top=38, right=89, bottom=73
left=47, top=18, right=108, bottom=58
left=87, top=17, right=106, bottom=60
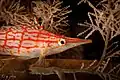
left=0, top=26, right=92, bottom=59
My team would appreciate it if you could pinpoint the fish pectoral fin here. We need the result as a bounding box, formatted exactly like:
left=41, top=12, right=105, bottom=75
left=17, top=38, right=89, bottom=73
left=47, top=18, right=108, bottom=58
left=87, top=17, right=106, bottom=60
left=32, top=46, right=48, bottom=66
left=37, top=46, right=48, bottom=64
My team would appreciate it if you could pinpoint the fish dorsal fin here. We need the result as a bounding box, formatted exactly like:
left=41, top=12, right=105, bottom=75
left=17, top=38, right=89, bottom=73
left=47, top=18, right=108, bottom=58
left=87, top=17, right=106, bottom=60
left=39, top=26, right=44, bottom=30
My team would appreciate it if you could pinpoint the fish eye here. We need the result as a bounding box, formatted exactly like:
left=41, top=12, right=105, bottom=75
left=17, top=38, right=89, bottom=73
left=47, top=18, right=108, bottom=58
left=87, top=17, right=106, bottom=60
left=58, top=38, right=66, bottom=46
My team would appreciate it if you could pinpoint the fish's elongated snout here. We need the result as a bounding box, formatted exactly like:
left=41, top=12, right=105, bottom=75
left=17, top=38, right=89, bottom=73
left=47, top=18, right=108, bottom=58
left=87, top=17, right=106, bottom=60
left=65, top=37, right=92, bottom=44
left=45, top=37, right=92, bottom=56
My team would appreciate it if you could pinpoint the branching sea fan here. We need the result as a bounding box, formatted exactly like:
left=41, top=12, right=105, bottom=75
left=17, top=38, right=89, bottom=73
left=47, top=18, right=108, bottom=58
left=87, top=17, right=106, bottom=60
left=0, top=0, right=71, bottom=35
left=78, top=0, right=120, bottom=79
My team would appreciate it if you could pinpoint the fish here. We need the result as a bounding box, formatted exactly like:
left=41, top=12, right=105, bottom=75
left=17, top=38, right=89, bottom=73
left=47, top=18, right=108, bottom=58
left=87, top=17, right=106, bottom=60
left=0, top=26, right=92, bottom=59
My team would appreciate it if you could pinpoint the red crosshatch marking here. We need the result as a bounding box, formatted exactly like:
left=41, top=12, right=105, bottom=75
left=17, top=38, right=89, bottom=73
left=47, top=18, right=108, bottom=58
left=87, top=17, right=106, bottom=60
left=0, top=26, right=60, bottom=54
